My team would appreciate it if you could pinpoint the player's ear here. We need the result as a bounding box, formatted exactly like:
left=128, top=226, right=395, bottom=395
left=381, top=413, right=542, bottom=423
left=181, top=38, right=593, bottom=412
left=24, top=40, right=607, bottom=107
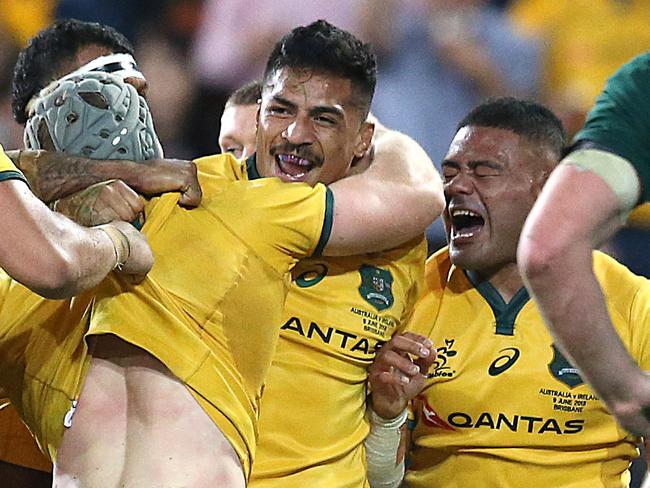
left=354, top=120, right=374, bottom=159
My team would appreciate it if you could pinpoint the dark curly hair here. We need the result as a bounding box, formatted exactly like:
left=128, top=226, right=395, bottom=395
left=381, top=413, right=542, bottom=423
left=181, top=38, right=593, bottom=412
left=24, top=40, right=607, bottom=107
left=263, top=20, right=377, bottom=117
left=12, top=19, right=134, bottom=125
left=457, top=97, right=567, bottom=159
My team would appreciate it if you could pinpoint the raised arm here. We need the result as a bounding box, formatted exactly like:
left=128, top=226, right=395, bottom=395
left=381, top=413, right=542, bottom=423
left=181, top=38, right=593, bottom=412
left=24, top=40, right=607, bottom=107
left=0, top=177, right=153, bottom=299
left=518, top=153, right=649, bottom=435
left=6, top=150, right=201, bottom=206
left=324, top=124, right=444, bottom=256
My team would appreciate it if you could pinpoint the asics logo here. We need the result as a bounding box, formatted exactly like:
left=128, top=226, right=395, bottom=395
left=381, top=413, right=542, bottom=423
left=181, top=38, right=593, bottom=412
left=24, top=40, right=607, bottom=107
left=488, top=347, right=520, bottom=376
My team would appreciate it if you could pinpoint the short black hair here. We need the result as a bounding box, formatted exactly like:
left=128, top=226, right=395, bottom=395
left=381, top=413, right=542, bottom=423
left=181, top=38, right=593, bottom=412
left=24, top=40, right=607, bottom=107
left=226, top=80, right=262, bottom=107
left=12, top=18, right=134, bottom=124
left=457, top=97, right=567, bottom=158
left=263, top=20, right=377, bottom=117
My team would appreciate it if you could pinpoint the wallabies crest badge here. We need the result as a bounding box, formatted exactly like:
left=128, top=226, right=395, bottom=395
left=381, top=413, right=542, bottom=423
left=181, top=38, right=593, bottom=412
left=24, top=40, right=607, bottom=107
left=549, top=345, right=584, bottom=388
left=358, top=264, right=394, bottom=311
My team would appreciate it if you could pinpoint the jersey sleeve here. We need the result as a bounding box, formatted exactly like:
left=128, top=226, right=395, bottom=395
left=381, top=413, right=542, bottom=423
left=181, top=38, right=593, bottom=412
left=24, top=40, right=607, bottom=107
left=395, top=239, right=428, bottom=334
left=212, top=178, right=334, bottom=272
left=0, top=146, right=27, bottom=185
left=573, top=52, right=650, bottom=202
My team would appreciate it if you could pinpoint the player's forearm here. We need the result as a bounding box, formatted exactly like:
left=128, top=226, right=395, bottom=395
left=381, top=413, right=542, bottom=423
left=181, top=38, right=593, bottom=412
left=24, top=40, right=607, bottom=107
left=519, top=166, right=644, bottom=407
left=324, top=128, right=443, bottom=256
left=7, top=149, right=145, bottom=203
left=0, top=180, right=118, bottom=298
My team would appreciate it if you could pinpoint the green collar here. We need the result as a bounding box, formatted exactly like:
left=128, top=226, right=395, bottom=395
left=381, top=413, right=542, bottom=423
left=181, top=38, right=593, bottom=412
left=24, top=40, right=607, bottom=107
left=465, top=270, right=530, bottom=336
left=246, top=154, right=261, bottom=180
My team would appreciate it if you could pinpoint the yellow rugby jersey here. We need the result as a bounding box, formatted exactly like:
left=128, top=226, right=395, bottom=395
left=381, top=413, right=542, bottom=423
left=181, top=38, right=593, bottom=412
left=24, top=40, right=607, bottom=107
left=0, top=145, right=27, bottom=184
left=204, top=155, right=426, bottom=487
left=405, top=248, right=650, bottom=488
left=0, top=405, right=51, bottom=472
left=0, top=155, right=248, bottom=467
left=250, top=238, right=426, bottom=488
left=0, top=272, right=95, bottom=464
left=89, top=153, right=333, bottom=477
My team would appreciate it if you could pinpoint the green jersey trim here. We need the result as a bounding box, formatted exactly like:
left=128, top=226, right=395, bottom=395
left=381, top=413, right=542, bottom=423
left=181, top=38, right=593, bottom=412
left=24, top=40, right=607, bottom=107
left=0, top=170, right=28, bottom=185
left=573, top=52, right=650, bottom=202
left=246, top=154, right=262, bottom=180
left=313, top=187, right=334, bottom=257
left=466, top=271, right=530, bottom=336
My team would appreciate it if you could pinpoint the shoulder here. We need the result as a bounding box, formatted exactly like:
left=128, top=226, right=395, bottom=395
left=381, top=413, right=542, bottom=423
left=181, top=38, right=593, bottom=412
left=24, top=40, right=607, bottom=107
left=193, top=152, right=246, bottom=183
left=594, top=251, right=650, bottom=313
left=423, top=247, right=453, bottom=293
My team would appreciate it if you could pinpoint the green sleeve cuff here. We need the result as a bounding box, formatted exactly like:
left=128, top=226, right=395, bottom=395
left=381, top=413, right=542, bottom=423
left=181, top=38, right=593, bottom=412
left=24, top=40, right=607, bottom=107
left=313, top=187, right=334, bottom=256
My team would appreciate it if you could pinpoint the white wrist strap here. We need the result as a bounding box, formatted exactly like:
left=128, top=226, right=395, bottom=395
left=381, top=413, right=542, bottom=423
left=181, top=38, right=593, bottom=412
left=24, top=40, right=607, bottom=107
left=365, top=409, right=407, bottom=488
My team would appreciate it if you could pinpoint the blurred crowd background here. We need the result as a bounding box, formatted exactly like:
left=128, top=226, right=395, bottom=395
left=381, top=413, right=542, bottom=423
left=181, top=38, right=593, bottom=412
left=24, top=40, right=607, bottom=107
left=0, top=0, right=649, bottom=274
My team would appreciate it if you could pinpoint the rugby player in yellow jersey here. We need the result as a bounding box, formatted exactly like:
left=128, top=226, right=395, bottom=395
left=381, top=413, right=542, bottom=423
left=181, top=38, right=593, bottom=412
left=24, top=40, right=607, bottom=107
left=367, top=98, right=650, bottom=487
left=1, top=20, right=443, bottom=488
left=215, top=79, right=439, bottom=486
left=0, top=19, right=203, bottom=487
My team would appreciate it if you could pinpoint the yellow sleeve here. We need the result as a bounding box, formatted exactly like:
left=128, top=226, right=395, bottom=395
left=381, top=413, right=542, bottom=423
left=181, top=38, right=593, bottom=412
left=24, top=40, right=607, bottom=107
left=396, top=239, right=428, bottom=334
left=211, top=178, right=334, bottom=271
left=0, top=146, right=26, bottom=184
left=404, top=248, right=451, bottom=337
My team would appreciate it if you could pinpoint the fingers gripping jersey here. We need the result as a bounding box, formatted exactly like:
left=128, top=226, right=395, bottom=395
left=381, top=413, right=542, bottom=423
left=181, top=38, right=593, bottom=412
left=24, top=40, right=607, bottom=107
left=88, top=154, right=332, bottom=476
left=0, top=153, right=332, bottom=478
left=405, top=248, right=650, bottom=488
left=574, top=52, right=650, bottom=203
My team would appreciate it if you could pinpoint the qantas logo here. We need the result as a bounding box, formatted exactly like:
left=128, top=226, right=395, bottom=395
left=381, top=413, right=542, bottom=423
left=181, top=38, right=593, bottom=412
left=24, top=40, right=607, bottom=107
left=281, top=316, right=383, bottom=356
left=488, top=348, right=520, bottom=376
left=417, top=395, right=455, bottom=430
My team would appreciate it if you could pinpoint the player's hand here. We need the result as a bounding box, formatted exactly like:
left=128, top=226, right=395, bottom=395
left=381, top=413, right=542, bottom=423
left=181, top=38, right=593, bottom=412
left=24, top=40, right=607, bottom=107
left=106, top=220, right=154, bottom=281
left=131, top=158, right=202, bottom=207
left=369, top=332, right=436, bottom=420
left=55, top=180, right=144, bottom=227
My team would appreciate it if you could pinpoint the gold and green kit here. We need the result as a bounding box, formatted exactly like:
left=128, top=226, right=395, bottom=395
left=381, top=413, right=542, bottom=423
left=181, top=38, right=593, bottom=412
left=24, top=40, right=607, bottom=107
left=250, top=239, right=426, bottom=488
left=0, top=153, right=333, bottom=478
left=406, top=248, right=650, bottom=488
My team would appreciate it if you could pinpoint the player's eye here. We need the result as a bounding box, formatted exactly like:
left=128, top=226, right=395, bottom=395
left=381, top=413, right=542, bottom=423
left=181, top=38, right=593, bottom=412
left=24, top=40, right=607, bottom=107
left=268, top=105, right=289, bottom=116
left=442, top=166, right=459, bottom=182
left=315, top=115, right=336, bottom=126
left=473, top=164, right=502, bottom=177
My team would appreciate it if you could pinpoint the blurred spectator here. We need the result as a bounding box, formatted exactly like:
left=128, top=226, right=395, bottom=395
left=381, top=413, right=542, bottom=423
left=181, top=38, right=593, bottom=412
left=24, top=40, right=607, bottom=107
left=367, top=0, right=541, bottom=251
left=55, top=0, right=162, bottom=43
left=189, top=0, right=367, bottom=157
left=510, top=0, right=650, bottom=137
left=137, top=29, right=195, bottom=158
left=0, top=0, right=56, bottom=46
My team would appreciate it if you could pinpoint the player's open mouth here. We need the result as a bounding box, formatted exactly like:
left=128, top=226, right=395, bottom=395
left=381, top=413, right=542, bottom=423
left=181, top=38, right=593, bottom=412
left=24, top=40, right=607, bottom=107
left=275, top=154, right=313, bottom=181
left=450, top=208, right=485, bottom=241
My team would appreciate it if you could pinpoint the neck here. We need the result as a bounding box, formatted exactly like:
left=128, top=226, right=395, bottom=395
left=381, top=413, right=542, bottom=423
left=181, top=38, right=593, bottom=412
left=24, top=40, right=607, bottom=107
left=471, top=262, right=523, bottom=303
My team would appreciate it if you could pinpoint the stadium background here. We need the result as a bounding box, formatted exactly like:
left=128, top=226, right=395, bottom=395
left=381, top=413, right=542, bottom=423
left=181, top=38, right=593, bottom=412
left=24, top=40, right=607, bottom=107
left=0, top=0, right=648, bottom=486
